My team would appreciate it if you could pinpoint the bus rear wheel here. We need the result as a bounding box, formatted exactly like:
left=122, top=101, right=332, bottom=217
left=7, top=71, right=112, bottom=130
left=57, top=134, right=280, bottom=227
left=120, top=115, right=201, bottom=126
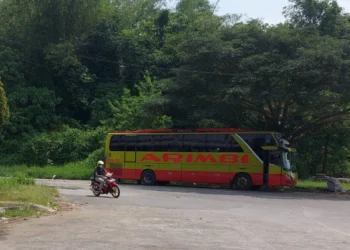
left=141, top=170, right=156, bottom=185
left=232, top=173, right=252, bottom=190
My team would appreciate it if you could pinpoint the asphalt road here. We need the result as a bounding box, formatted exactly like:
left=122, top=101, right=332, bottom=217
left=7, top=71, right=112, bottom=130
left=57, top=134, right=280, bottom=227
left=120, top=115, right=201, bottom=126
left=1, top=180, right=350, bottom=250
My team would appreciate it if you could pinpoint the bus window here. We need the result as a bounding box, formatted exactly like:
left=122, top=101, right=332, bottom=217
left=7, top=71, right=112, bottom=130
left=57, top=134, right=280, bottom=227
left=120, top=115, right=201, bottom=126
left=125, top=136, right=137, bottom=151
left=270, top=151, right=282, bottom=165
left=183, top=134, right=206, bottom=152
left=239, top=134, right=276, bottom=161
left=239, top=134, right=276, bottom=147
left=109, top=135, right=125, bottom=151
left=153, top=135, right=162, bottom=151
left=206, top=134, right=243, bottom=152
left=137, top=135, right=153, bottom=151
left=239, top=134, right=276, bottom=160
left=161, top=135, right=183, bottom=152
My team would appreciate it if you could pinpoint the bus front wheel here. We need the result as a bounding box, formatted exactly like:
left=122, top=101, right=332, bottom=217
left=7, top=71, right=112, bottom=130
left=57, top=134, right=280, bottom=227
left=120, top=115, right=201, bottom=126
left=141, top=170, right=156, bottom=185
left=232, top=173, right=252, bottom=190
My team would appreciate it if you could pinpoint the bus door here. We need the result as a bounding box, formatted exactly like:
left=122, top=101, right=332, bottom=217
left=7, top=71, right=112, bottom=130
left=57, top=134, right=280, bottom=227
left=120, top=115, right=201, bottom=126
left=263, top=148, right=282, bottom=187
left=124, top=135, right=137, bottom=178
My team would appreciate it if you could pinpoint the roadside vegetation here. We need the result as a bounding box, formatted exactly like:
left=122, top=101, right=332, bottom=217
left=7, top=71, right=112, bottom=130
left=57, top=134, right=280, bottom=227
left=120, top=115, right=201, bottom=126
left=0, top=162, right=92, bottom=180
left=296, top=180, right=350, bottom=191
left=0, top=174, right=58, bottom=218
left=0, top=0, right=350, bottom=181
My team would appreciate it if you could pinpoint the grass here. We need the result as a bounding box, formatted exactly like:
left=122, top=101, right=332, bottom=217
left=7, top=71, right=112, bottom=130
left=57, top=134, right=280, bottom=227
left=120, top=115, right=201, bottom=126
left=0, top=173, right=58, bottom=218
left=0, top=206, right=44, bottom=218
left=0, top=161, right=92, bottom=180
left=296, top=180, right=350, bottom=191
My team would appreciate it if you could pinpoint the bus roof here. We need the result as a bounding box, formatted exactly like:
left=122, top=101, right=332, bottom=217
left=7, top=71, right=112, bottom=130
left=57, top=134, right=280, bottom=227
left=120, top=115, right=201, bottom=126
left=108, top=128, right=255, bottom=134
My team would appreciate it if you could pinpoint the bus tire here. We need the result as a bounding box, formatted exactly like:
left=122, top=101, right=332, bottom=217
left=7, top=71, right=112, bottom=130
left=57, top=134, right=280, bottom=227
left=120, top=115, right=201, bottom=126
left=141, top=170, right=156, bottom=185
left=232, top=173, right=252, bottom=190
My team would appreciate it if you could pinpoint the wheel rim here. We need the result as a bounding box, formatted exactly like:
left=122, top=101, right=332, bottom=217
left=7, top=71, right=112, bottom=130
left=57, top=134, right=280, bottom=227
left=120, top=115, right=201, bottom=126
left=237, top=177, right=248, bottom=188
left=144, top=173, right=153, bottom=184
left=111, top=186, right=120, bottom=198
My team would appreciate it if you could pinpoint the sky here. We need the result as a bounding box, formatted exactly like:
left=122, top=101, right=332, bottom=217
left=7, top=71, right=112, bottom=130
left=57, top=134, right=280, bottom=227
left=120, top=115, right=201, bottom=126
left=211, top=0, right=350, bottom=24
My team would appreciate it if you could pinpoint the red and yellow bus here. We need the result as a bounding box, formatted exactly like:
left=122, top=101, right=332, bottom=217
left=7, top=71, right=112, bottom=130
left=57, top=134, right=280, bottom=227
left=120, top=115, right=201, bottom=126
left=104, top=128, right=298, bottom=190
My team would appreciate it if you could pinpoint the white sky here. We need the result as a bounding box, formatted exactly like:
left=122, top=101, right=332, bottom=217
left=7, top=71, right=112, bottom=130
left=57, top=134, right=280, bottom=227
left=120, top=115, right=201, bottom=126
left=167, top=0, right=350, bottom=24
left=212, top=0, right=350, bottom=24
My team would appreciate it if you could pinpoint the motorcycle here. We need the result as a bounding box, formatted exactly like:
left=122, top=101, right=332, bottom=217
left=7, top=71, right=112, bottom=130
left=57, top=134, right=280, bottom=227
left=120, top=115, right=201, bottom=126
left=90, top=172, right=120, bottom=198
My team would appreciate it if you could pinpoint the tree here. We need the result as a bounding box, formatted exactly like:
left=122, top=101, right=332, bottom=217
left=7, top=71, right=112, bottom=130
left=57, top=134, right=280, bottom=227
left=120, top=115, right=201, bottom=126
left=283, top=0, right=350, bottom=37
left=295, top=123, right=350, bottom=177
left=0, top=80, right=9, bottom=128
left=4, top=87, right=61, bottom=136
left=160, top=0, right=241, bottom=128
left=44, top=41, right=95, bottom=122
left=222, top=22, right=350, bottom=142
left=102, top=71, right=172, bottom=130
left=1, top=0, right=350, bottom=177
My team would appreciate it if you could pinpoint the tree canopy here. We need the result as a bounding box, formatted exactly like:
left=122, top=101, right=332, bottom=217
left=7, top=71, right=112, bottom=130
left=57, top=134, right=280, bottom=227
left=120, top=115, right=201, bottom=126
left=0, top=0, right=349, bottom=177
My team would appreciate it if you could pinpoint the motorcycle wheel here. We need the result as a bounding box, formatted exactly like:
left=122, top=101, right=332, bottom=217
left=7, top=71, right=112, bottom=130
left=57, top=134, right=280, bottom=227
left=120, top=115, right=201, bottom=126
left=110, top=186, right=120, bottom=198
left=91, top=185, right=101, bottom=196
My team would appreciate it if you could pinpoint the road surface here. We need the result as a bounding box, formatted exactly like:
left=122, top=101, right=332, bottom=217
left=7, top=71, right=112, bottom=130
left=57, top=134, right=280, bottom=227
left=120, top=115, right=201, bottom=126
left=1, top=180, right=350, bottom=250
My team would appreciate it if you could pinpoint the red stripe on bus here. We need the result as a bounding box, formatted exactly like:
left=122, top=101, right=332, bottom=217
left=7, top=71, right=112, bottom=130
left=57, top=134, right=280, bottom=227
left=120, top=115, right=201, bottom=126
left=110, top=169, right=293, bottom=187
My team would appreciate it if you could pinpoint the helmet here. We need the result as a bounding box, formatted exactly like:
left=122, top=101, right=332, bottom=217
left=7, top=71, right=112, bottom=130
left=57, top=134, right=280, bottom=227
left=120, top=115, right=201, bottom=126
left=97, top=160, right=104, bottom=166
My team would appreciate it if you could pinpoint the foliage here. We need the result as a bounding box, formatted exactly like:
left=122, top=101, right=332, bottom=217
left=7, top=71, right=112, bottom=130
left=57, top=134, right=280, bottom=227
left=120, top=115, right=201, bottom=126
left=3, top=87, right=60, bottom=136
left=283, top=0, right=350, bottom=37
left=0, top=0, right=350, bottom=178
left=20, top=126, right=105, bottom=166
left=296, top=180, right=350, bottom=190
left=0, top=174, right=58, bottom=215
left=102, top=71, right=172, bottom=130
left=0, top=162, right=93, bottom=180
left=0, top=80, right=10, bottom=128
left=0, top=172, right=35, bottom=186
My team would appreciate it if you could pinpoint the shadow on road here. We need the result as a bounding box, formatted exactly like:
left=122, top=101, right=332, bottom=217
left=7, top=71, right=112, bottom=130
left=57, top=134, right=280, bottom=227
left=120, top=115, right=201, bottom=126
left=85, top=195, right=116, bottom=199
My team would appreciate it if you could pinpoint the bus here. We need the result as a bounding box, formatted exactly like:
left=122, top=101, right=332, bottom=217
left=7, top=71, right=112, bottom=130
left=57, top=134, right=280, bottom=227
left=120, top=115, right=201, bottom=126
left=104, top=128, right=298, bottom=190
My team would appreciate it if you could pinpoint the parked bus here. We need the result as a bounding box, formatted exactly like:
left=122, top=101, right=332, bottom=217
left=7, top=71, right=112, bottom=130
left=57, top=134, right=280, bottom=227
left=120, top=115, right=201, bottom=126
left=104, top=128, right=298, bottom=190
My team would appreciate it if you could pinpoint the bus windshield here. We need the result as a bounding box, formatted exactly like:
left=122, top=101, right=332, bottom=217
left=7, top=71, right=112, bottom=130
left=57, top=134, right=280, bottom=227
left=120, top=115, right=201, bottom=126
left=282, top=151, right=296, bottom=172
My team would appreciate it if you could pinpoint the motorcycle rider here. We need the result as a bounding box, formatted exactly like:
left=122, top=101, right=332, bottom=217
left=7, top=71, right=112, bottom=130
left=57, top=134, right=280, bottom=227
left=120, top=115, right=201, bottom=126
left=94, top=160, right=107, bottom=193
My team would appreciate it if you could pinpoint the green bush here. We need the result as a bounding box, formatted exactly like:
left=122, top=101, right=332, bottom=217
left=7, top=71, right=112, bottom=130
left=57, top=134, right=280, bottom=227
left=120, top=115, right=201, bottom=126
left=85, top=147, right=105, bottom=167
left=0, top=173, right=34, bottom=187
left=0, top=162, right=93, bottom=180
left=14, top=172, right=35, bottom=185
left=20, top=126, right=106, bottom=166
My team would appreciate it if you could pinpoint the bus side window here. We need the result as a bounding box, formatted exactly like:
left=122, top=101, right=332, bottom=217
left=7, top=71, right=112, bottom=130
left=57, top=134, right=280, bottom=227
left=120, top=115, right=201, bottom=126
left=239, top=134, right=275, bottom=160
left=162, top=135, right=183, bottom=152
left=183, top=135, right=206, bottom=152
left=109, top=135, right=126, bottom=151
left=270, top=151, right=281, bottom=165
left=206, top=134, right=243, bottom=152
left=206, top=134, right=225, bottom=152
left=227, top=135, right=244, bottom=152
left=125, top=136, right=137, bottom=151
left=137, top=135, right=153, bottom=151
left=153, top=135, right=162, bottom=151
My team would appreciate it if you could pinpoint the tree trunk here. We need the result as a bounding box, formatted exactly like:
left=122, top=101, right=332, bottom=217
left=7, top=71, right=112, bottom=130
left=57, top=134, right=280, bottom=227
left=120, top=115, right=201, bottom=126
left=321, top=136, right=329, bottom=174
